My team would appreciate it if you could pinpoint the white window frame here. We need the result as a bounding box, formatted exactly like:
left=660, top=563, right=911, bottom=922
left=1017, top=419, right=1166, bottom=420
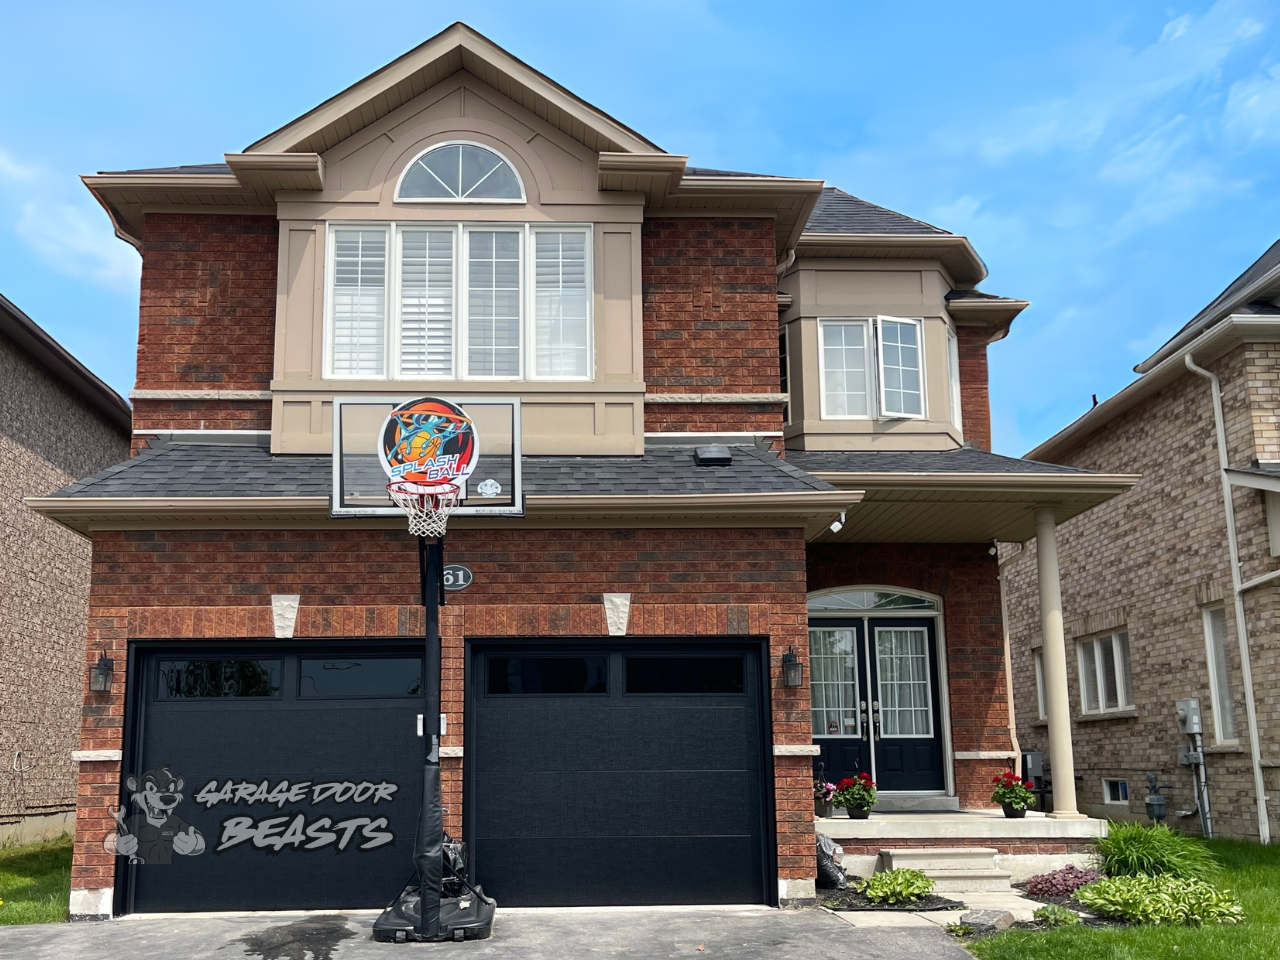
left=1202, top=605, right=1239, bottom=744
left=876, top=315, right=927, bottom=419
left=1077, top=631, right=1133, bottom=715
left=817, top=318, right=875, bottom=420
left=1102, top=778, right=1129, bottom=804
left=874, top=625, right=935, bottom=739
left=1033, top=648, right=1047, bottom=720
left=947, top=325, right=962, bottom=430
left=393, top=140, right=526, bottom=204
left=323, top=221, right=593, bottom=383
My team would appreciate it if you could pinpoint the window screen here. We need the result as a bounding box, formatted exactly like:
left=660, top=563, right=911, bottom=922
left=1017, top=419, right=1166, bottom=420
left=467, top=230, right=521, bottom=376
left=487, top=656, right=607, bottom=695
left=298, top=657, right=423, bottom=699
left=625, top=656, right=745, bottom=694
left=157, top=660, right=282, bottom=699
left=821, top=320, right=870, bottom=416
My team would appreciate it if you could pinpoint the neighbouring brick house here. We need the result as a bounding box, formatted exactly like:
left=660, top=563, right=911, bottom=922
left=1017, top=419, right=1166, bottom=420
left=0, top=294, right=131, bottom=844
left=30, top=23, right=1135, bottom=919
left=1004, top=240, right=1280, bottom=842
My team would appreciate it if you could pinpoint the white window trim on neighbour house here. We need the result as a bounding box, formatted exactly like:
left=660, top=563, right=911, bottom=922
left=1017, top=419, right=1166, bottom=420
left=1077, top=630, right=1133, bottom=715
left=1202, top=605, right=1240, bottom=743
left=1102, top=778, right=1129, bottom=804
left=1033, top=648, right=1047, bottom=720
left=817, top=317, right=927, bottom=421
left=323, top=221, right=593, bottom=382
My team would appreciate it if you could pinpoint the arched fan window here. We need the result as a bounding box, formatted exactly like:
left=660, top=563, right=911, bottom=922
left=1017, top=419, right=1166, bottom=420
left=396, top=142, right=525, bottom=202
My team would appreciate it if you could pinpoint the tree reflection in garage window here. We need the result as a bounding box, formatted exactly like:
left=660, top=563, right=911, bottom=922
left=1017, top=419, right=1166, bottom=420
left=157, top=659, right=282, bottom=699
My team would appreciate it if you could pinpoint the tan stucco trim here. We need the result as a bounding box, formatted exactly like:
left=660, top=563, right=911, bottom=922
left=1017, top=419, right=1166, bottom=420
left=1028, top=316, right=1280, bottom=462
left=798, top=233, right=987, bottom=287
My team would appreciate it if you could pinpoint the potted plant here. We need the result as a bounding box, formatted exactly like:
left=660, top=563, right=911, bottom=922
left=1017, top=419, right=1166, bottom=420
left=833, top=773, right=877, bottom=818
left=991, top=770, right=1036, bottom=818
left=814, top=779, right=836, bottom=818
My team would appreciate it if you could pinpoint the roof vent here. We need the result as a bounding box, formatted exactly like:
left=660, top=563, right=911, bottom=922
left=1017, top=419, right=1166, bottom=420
left=694, top=444, right=733, bottom=466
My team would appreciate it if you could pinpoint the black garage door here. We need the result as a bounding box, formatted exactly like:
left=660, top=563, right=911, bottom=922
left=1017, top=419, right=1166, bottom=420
left=121, top=642, right=424, bottom=913
left=467, top=641, right=771, bottom=906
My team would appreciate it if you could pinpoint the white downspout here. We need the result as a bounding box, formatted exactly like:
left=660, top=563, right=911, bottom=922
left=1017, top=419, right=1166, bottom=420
left=997, top=541, right=1026, bottom=776
left=1184, top=354, right=1271, bottom=844
left=776, top=248, right=796, bottom=276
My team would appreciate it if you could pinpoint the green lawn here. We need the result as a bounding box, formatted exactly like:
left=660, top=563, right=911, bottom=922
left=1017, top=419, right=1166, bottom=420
left=0, top=835, right=72, bottom=925
left=969, top=839, right=1280, bottom=960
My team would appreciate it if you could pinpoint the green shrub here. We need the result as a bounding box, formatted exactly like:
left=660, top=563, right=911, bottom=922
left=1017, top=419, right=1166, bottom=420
left=1075, top=875, right=1244, bottom=926
left=1032, top=903, right=1081, bottom=927
left=855, top=868, right=935, bottom=904
left=1094, top=821, right=1220, bottom=879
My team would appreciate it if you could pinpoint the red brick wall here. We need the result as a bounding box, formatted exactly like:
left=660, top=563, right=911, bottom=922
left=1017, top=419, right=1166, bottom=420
left=132, top=213, right=278, bottom=437
left=807, top=541, right=1011, bottom=807
left=74, top=526, right=816, bottom=901
left=642, top=218, right=782, bottom=433
left=957, top=326, right=991, bottom=451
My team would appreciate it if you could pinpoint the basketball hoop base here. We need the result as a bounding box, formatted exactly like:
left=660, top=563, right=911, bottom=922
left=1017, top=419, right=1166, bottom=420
left=387, top=481, right=459, bottom=538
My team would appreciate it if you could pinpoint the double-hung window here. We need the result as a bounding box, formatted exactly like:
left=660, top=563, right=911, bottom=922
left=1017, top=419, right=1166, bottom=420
left=326, top=223, right=592, bottom=381
left=818, top=316, right=926, bottom=420
left=1077, top=631, right=1133, bottom=714
left=1202, top=606, right=1238, bottom=742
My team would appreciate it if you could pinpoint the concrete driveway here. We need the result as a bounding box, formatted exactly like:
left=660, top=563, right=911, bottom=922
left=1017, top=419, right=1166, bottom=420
left=0, top=906, right=971, bottom=960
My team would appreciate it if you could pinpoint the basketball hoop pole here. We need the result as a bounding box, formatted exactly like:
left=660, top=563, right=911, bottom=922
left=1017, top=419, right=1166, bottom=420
left=414, top=532, right=445, bottom=940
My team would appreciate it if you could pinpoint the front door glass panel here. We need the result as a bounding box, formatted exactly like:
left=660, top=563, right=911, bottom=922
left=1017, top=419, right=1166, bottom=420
left=874, top=628, right=933, bottom=737
left=808, top=629, right=860, bottom=737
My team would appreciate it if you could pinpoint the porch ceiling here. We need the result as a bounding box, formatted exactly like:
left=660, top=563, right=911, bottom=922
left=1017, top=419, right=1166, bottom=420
left=809, top=473, right=1138, bottom=543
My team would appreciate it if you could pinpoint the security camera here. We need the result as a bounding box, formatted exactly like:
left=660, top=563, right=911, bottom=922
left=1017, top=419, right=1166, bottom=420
left=829, top=511, right=846, bottom=534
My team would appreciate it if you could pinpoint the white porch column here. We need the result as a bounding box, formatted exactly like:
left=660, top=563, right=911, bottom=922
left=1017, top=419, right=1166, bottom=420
left=1035, top=507, right=1085, bottom=819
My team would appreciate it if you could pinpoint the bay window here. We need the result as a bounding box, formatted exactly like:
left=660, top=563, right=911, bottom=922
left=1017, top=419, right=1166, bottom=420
left=325, top=222, right=592, bottom=381
left=818, top=316, right=926, bottom=420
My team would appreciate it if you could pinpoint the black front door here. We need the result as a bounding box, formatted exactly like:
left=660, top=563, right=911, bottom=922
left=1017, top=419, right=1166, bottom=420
left=811, top=618, right=946, bottom=793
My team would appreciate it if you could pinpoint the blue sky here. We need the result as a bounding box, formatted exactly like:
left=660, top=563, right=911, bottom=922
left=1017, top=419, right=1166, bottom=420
left=2, top=1, right=1279, bottom=455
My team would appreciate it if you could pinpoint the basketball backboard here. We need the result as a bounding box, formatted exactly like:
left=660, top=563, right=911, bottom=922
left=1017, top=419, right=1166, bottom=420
left=331, top=396, right=522, bottom=517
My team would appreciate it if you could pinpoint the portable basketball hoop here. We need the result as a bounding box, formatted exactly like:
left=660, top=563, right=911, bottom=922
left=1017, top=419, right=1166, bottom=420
left=371, top=397, right=496, bottom=944
left=385, top=481, right=460, bottom=539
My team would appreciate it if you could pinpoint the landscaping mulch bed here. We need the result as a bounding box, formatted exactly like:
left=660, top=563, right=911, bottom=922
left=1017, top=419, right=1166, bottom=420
left=819, top=886, right=966, bottom=912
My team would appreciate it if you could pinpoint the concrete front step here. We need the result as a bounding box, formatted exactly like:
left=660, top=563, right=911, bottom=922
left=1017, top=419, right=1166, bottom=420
left=880, top=847, right=1012, bottom=893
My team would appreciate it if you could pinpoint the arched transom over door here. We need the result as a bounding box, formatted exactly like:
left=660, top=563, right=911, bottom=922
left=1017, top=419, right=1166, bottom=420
left=807, top=588, right=946, bottom=793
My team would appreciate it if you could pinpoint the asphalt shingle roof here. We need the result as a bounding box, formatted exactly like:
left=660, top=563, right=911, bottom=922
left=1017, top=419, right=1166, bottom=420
left=783, top=447, right=1090, bottom=475
left=804, top=187, right=950, bottom=237
left=101, top=163, right=234, bottom=176
left=52, top=442, right=836, bottom=499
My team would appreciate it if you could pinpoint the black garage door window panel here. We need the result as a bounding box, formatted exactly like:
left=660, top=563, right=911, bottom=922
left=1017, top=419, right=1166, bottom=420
left=463, top=636, right=776, bottom=908
left=115, top=639, right=426, bottom=916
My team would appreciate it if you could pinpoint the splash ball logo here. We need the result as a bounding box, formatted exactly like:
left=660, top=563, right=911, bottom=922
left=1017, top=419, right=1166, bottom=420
left=378, top=397, right=478, bottom=490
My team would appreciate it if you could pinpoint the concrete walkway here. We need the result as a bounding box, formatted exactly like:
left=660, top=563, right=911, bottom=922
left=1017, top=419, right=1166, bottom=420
left=0, top=905, right=972, bottom=960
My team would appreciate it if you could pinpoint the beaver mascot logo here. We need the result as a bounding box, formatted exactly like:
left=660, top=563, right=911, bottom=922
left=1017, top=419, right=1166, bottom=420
left=104, top=766, right=206, bottom=864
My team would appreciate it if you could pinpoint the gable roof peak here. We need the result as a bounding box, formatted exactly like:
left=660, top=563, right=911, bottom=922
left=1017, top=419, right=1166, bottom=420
left=245, top=21, right=661, bottom=158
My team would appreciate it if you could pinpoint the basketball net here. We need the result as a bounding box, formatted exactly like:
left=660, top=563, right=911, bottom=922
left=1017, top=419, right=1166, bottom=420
left=386, top=480, right=460, bottom=539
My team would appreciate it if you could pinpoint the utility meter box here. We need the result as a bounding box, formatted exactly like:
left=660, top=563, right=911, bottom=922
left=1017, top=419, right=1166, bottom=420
left=1176, top=698, right=1203, bottom=735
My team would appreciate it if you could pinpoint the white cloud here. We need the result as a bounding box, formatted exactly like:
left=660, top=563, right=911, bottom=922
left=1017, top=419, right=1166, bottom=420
left=0, top=146, right=139, bottom=292
left=1224, top=63, right=1280, bottom=141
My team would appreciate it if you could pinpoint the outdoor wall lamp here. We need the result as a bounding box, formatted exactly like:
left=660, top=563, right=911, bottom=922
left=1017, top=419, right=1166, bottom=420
left=782, top=647, right=803, bottom=688
left=88, top=651, right=113, bottom=693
